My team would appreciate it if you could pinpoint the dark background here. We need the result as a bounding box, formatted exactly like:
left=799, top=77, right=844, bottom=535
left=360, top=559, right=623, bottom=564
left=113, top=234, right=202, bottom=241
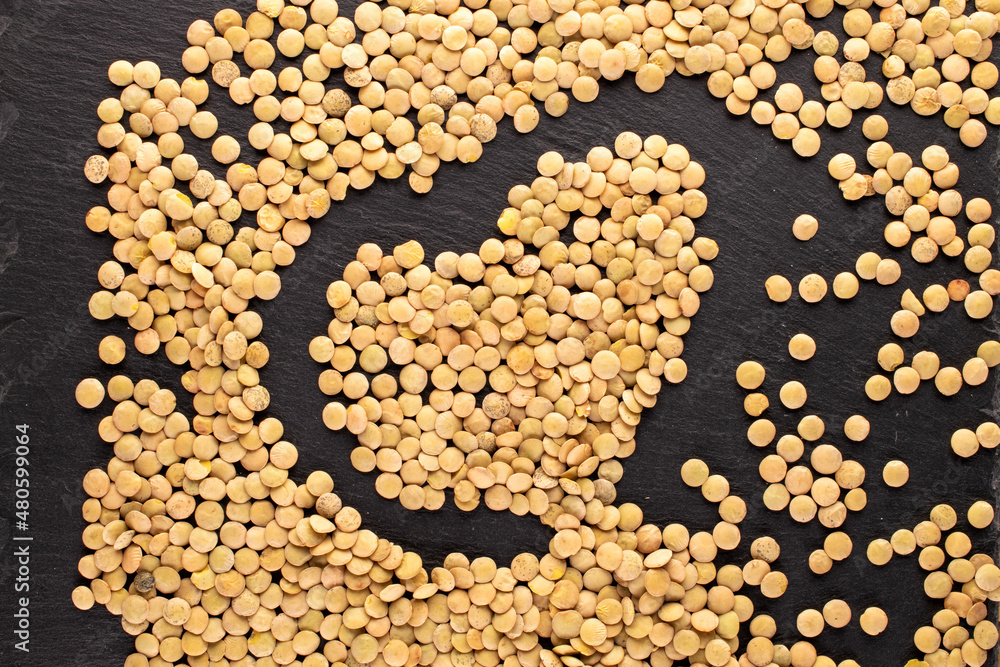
left=0, top=0, right=998, bottom=663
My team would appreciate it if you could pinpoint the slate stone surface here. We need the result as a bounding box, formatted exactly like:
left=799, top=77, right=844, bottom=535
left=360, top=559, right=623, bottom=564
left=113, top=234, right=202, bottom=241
left=0, top=0, right=997, bottom=664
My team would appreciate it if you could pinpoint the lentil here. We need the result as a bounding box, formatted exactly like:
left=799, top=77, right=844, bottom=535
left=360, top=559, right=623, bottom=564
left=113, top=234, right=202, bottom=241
left=766, top=275, right=793, bottom=302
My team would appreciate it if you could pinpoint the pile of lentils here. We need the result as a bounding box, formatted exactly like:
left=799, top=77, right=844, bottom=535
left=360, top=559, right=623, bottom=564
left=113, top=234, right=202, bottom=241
left=77, top=125, right=800, bottom=667
left=82, top=0, right=1000, bottom=206
left=314, top=144, right=1000, bottom=667
left=316, top=133, right=712, bottom=514
left=69, top=0, right=1000, bottom=663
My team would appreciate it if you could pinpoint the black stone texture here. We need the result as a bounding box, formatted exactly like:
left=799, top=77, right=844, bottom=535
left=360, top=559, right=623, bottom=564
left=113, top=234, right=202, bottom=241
left=0, top=0, right=998, bottom=664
